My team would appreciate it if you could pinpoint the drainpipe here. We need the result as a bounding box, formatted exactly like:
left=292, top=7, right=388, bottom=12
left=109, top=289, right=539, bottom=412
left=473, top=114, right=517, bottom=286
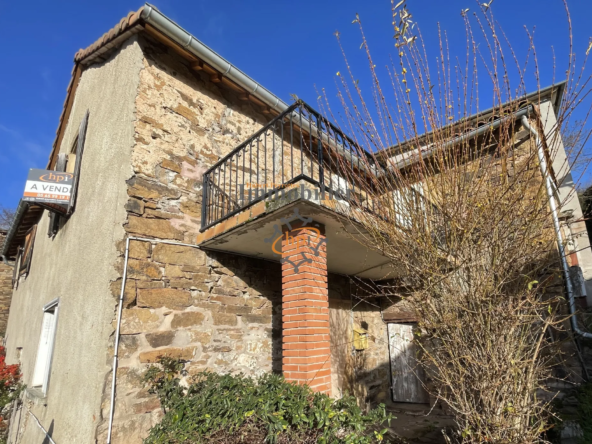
left=27, top=406, right=57, bottom=444
left=106, top=236, right=202, bottom=444
left=521, top=115, right=592, bottom=340
left=105, top=237, right=130, bottom=444
left=1, top=255, right=13, bottom=268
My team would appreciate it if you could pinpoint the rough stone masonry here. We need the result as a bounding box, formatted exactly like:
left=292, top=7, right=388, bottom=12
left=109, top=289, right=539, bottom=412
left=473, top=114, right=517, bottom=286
left=97, top=33, right=287, bottom=442
left=0, top=230, right=13, bottom=336
left=96, top=33, right=397, bottom=443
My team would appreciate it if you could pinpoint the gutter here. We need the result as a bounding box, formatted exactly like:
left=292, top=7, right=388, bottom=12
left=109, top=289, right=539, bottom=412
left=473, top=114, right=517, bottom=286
left=521, top=116, right=592, bottom=340
left=141, top=4, right=288, bottom=114
left=390, top=107, right=534, bottom=170
left=385, top=81, right=566, bottom=158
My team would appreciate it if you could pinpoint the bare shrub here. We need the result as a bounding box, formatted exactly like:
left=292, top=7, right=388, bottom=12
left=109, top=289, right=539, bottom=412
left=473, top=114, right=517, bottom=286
left=316, top=1, right=592, bottom=442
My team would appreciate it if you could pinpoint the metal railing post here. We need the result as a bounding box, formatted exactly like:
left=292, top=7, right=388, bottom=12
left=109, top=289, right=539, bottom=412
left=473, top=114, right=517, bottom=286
left=201, top=174, right=208, bottom=229
left=199, top=100, right=373, bottom=230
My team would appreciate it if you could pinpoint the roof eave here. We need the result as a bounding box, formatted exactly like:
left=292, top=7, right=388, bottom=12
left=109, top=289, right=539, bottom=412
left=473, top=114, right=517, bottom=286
left=0, top=200, right=44, bottom=259
left=384, top=81, right=567, bottom=157
left=47, top=3, right=292, bottom=171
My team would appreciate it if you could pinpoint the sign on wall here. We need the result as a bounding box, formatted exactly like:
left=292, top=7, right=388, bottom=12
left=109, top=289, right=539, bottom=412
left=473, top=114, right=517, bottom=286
left=23, top=169, right=73, bottom=213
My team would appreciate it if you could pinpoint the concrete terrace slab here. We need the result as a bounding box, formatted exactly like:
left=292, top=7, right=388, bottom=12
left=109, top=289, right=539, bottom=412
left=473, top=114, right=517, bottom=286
left=197, top=192, right=403, bottom=280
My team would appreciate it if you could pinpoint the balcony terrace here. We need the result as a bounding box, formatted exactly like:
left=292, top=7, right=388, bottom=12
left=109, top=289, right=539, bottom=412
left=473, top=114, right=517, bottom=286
left=196, top=100, right=402, bottom=280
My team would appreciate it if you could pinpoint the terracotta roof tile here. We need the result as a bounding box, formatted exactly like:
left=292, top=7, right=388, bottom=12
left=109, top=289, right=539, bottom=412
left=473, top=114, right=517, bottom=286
left=74, top=6, right=144, bottom=63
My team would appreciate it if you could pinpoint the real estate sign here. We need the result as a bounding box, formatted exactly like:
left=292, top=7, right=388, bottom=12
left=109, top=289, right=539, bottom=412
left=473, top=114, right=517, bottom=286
left=23, top=169, right=72, bottom=213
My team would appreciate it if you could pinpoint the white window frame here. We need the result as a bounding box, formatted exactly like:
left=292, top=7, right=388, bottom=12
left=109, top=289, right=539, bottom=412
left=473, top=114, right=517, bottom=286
left=31, top=299, right=59, bottom=395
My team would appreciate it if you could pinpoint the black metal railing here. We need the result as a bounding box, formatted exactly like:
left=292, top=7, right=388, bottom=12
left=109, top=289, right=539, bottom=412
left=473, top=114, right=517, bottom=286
left=200, top=100, right=379, bottom=230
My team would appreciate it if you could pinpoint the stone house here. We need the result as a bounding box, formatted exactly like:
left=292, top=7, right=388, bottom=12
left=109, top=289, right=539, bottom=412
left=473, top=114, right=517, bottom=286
left=1, top=4, right=591, bottom=444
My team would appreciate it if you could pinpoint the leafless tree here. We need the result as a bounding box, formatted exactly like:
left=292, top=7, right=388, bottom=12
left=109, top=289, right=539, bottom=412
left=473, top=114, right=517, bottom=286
left=0, top=205, right=15, bottom=231
left=314, top=0, right=592, bottom=442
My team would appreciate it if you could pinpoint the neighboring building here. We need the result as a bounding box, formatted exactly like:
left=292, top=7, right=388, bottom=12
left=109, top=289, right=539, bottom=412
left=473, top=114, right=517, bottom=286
left=1, top=5, right=590, bottom=444
left=0, top=229, right=14, bottom=336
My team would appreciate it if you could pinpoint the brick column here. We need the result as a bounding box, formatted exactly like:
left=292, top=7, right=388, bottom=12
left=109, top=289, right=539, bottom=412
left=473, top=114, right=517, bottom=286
left=281, top=220, right=331, bottom=395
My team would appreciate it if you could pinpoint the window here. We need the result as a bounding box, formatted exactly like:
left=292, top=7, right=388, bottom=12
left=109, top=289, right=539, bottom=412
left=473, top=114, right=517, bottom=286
left=67, top=111, right=89, bottom=215
left=392, top=182, right=424, bottom=229
left=11, top=247, right=22, bottom=289
left=48, top=110, right=88, bottom=237
left=66, top=135, right=78, bottom=174
left=47, top=153, right=68, bottom=237
left=31, top=300, right=59, bottom=395
left=19, top=225, right=37, bottom=276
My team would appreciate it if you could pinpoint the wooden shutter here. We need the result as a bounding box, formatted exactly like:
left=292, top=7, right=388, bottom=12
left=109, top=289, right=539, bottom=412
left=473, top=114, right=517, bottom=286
left=19, top=225, right=37, bottom=275
left=388, top=323, right=429, bottom=403
left=11, top=248, right=21, bottom=289
left=67, top=111, right=89, bottom=214
left=48, top=153, right=68, bottom=237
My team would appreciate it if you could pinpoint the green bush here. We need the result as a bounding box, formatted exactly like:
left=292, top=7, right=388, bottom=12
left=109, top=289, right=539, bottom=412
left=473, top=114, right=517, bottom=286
left=143, top=358, right=393, bottom=444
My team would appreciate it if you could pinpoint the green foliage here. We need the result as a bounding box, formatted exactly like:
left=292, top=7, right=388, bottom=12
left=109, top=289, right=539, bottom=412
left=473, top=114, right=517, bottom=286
left=143, top=358, right=393, bottom=444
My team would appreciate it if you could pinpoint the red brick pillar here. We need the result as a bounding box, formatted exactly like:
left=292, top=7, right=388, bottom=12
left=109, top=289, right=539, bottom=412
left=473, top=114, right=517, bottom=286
left=281, top=220, right=331, bottom=395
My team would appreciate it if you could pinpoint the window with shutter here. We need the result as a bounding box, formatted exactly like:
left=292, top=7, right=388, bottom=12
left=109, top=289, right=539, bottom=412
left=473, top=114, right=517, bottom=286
left=66, top=135, right=78, bottom=174
left=47, top=153, right=68, bottom=237
left=67, top=111, right=89, bottom=215
left=31, top=300, right=59, bottom=395
left=19, top=225, right=37, bottom=276
left=11, top=247, right=21, bottom=289
left=47, top=111, right=89, bottom=237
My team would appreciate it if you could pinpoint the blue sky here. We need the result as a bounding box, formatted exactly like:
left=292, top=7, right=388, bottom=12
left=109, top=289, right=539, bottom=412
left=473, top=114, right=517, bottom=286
left=1, top=0, right=591, bottom=209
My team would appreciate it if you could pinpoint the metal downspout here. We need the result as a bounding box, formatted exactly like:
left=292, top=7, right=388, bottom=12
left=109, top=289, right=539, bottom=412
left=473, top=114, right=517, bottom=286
left=521, top=115, right=592, bottom=340
left=106, top=237, right=203, bottom=444
left=106, top=237, right=130, bottom=444
left=1, top=256, right=13, bottom=268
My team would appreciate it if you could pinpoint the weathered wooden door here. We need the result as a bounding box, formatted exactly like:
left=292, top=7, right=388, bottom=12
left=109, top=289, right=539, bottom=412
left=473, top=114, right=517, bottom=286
left=387, top=323, right=429, bottom=403
left=329, top=299, right=354, bottom=398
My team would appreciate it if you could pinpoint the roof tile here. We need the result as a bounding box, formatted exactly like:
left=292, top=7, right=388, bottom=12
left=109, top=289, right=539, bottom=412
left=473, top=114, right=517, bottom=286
left=74, top=6, right=144, bottom=63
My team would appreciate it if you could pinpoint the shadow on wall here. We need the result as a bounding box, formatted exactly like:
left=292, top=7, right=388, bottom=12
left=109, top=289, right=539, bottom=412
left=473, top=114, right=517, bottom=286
left=41, top=419, right=54, bottom=444
left=207, top=251, right=283, bottom=374
left=328, top=275, right=392, bottom=406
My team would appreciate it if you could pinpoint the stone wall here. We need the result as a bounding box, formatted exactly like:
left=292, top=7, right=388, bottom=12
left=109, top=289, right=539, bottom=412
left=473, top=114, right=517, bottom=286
left=0, top=230, right=12, bottom=336
left=99, top=241, right=283, bottom=442
left=97, top=33, right=435, bottom=443
left=103, top=243, right=393, bottom=443
left=100, top=34, right=287, bottom=443
left=123, top=34, right=270, bottom=245
left=328, top=274, right=392, bottom=406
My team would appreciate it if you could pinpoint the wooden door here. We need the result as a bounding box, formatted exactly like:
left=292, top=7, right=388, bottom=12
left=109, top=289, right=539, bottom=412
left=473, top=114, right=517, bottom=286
left=387, top=323, right=429, bottom=403
left=329, top=299, right=354, bottom=398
